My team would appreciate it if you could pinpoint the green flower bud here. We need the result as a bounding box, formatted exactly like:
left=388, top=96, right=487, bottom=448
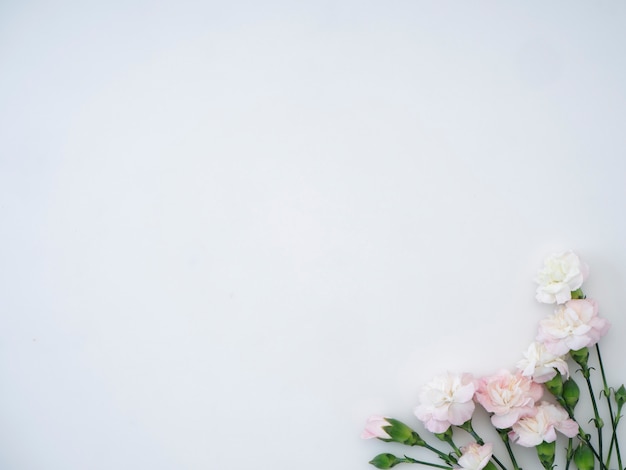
left=573, top=442, right=595, bottom=470
left=536, top=440, right=556, bottom=470
left=570, top=347, right=589, bottom=368
left=615, top=385, right=626, bottom=408
left=571, top=288, right=585, bottom=300
left=544, top=373, right=563, bottom=397
left=384, top=419, right=425, bottom=446
left=563, top=378, right=581, bottom=410
left=369, top=453, right=400, bottom=469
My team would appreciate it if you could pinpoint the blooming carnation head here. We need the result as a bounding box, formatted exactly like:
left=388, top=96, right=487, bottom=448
left=517, top=341, right=569, bottom=383
left=537, top=299, right=610, bottom=356
left=509, top=401, right=578, bottom=447
left=535, top=251, right=588, bottom=304
left=414, top=372, right=476, bottom=433
left=458, top=443, right=493, bottom=470
left=475, top=370, right=543, bottom=429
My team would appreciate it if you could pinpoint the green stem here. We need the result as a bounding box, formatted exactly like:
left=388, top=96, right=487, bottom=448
left=498, top=429, right=521, bottom=470
left=402, top=455, right=454, bottom=469
left=595, top=344, right=623, bottom=470
left=563, top=403, right=605, bottom=466
left=581, top=366, right=605, bottom=468
left=564, top=438, right=573, bottom=470
left=422, top=443, right=457, bottom=466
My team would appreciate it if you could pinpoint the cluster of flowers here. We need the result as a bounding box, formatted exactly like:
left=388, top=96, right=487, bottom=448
left=362, top=251, right=624, bottom=470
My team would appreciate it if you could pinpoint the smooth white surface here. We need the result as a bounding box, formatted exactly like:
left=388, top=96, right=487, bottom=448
left=2, top=1, right=626, bottom=469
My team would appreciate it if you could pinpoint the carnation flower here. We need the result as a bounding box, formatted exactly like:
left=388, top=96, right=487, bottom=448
left=361, top=415, right=391, bottom=439
left=535, top=251, right=588, bottom=304
left=414, top=372, right=476, bottom=433
left=517, top=341, right=569, bottom=383
left=457, top=443, right=493, bottom=470
left=475, top=370, right=543, bottom=429
left=509, top=401, right=578, bottom=447
left=537, top=299, right=610, bottom=356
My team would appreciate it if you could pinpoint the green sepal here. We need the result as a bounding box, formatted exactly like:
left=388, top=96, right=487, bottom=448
left=434, top=427, right=453, bottom=442
left=570, top=347, right=589, bottom=368
left=369, top=453, right=400, bottom=469
left=571, top=288, right=585, bottom=299
left=573, top=442, right=595, bottom=470
left=563, top=377, right=581, bottom=410
left=544, top=373, right=563, bottom=397
left=536, top=440, right=556, bottom=470
left=383, top=419, right=425, bottom=446
left=615, top=384, right=626, bottom=408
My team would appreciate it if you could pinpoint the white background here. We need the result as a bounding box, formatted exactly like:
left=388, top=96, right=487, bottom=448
left=2, top=1, right=626, bottom=469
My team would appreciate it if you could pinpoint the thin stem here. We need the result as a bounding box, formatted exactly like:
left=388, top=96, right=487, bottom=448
left=595, top=344, right=623, bottom=470
left=422, top=443, right=457, bottom=466
left=581, top=367, right=604, bottom=467
left=402, top=455, right=454, bottom=469
left=565, top=438, right=573, bottom=470
left=498, top=429, right=521, bottom=470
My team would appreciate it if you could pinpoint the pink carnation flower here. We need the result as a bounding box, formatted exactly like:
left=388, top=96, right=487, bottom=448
left=509, top=401, right=578, bottom=447
left=475, top=370, right=543, bottom=429
left=458, top=443, right=493, bottom=470
left=360, top=415, right=391, bottom=439
left=537, top=299, right=610, bottom=356
left=414, top=372, right=476, bottom=433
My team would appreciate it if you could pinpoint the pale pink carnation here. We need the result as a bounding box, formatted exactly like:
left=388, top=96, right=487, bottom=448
left=535, top=251, right=588, bottom=304
left=537, top=299, right=610, bottom=356
left=475, top=370, right=543, bottom=429
left=458, top=443, right=493, bottom=470
left=509, top=401, right=578, bottom=447
left=414, top=372, right=476, bottom=433
left=360, top=415, right=391, bottom=439
left=517, top=341, right=569, bottom=383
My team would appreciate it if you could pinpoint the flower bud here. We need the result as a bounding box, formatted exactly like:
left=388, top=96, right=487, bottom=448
left=571, top=288, right=585, bottom=300
left=573, top=443, right=595, bottom=470
left=544, top=373, right=563, bottom=397
left=361, top=416, right=392, bottom=440
left=384, top=418, right=425, bottom=446
left=369, top=453, right=400, bottom=469
left=615, top=385, right=626, bottom=408
left=570, top=347, right=589, bottom=368
left=536, top=440, right=556, bottom=470
left=562, top=378, right=581, bottom=410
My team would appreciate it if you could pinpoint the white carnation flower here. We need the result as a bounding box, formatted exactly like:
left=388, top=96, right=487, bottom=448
left=517, top=341, right=569, bottom=383
left=535, top=251, right=588, bottom=304
left=414, top=372, right=476, bottom=433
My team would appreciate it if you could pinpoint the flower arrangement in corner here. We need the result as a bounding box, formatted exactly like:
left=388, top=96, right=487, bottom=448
left=362, top=251, right=626, bottom=470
